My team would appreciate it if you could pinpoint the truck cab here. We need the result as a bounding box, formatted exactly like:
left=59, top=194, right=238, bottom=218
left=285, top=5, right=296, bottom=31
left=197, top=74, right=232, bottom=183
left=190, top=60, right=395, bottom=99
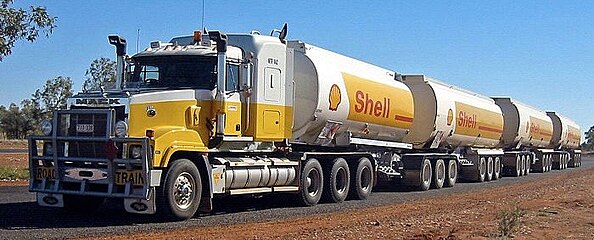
left=29, top=28, right=301, bottom=220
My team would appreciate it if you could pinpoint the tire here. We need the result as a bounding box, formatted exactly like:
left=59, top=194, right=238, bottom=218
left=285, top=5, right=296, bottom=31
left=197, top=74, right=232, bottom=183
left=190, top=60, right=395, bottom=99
left=476, top=157, right=486, bottom=182
left=349, top=157, right=373, bottom=200
left=493, top=157, right=501, bottom=180
left=524, top=155, right=530, bottom=176
left=444, top=159, right=458, bottom=187
left=432, top=159, right=446, bottom=189
left=537, top=155, right=546, bottom=173
left=512, top=155, right=523, bottom=177
left=157, top=159, right=201, bottom=220
left=545, top=154, right=551, bottom=172
left=63, top=195, right=105, bottom=212
left=299, top=158, right=324, bottom=206
left=323, top=158, right=350, bottom=203
left=564, top=154, right=569, bottom=169
left=519, top=156, right=526, bottom=176
left=485, top=157, right=493, bottom=181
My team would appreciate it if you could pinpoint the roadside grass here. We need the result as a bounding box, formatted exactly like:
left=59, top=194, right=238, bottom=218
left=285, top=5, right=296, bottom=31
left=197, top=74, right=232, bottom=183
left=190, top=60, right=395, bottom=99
left=0, top=165, right=29, bottom=180
left=492, top=203, right=525, bottom=239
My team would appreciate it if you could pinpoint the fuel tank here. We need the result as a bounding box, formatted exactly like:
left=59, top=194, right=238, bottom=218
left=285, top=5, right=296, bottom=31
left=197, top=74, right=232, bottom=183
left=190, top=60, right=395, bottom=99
left=547, top=112, right=581, bottom=149
left=402, top=75, right=504, bottom=149
left=493, top=98, right=553, bottom=149
left=288, top=41, right=414, bottom=145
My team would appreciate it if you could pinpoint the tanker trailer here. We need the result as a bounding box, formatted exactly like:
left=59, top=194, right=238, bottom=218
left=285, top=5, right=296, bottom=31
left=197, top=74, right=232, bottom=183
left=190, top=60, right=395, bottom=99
left=401, top=75, right=505, bottom=186
left=493, top=98, right=555, bottom=174
left=547, top=112, right=582, bottom=168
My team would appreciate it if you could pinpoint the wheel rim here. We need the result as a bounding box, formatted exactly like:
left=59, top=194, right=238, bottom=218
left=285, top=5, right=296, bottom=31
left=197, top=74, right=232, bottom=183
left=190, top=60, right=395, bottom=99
left=360, top=165, right=372, bottom=192
left=306, top=167, right=321, bottom=197
left=336, top=167, right=348, bottom=194
left=174, top=172, right=195, bottom=210
left=516, top=156, right=521, bottom=173
left=437, top=161, right=445, bottom=182
left=487, top=157, right=493, bottom=176
left=480, top=158, right=486, bottom=176
left=525, top=155, right=530, bottom=174
left=494, top=157, right=500, bottom=175
left=422, top=161, right=431, bottom=184
left=520, top=156, right=526, bottom=173
left=449, top=161, right=457, bottom=180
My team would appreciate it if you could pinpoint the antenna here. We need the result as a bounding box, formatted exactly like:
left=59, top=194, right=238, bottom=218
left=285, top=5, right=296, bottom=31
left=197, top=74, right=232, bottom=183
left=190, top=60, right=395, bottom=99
left=201, top=0, right=206, bottom=30
left=136, top=29, right=140, bottom=53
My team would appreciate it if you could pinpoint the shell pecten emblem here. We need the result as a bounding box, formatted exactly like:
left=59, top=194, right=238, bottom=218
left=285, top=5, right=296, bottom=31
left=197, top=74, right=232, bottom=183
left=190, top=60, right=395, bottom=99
left=447, top=109, right=454, bottom=126
left=329, top=84, right=341, bottom=111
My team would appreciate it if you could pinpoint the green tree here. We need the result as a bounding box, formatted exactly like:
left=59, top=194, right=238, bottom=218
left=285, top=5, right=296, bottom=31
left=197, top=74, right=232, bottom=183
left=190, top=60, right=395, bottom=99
left=83, top=57, right=116, bottom=90
left=582, top=126, right=594, bottom=151
left=33, top=76, right=73, bottom=119
left=0, top=0, right=57, bottom=61
left=0, top=103, right=27, bottom=139
left=20, top=98, right=42, bottom=135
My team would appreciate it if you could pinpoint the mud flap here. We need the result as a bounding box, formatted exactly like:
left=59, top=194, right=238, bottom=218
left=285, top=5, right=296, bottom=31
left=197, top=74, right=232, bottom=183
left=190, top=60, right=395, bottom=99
left=124, top=188, right=156, bottom=214
left=37, top=192, right=64, bottom=207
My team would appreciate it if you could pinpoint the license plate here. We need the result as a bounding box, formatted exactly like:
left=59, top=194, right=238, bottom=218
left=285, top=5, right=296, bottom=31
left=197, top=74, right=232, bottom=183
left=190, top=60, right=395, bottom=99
left=36, top=167, right=55, bottom=180
left=76, top=124, right=94, bottom=133
left=115, top=170, right=145, bottom=186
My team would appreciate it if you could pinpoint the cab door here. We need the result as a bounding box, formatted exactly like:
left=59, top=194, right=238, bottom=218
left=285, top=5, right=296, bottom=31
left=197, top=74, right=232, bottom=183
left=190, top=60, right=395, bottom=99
left=223, top=63, right=243, bottom=136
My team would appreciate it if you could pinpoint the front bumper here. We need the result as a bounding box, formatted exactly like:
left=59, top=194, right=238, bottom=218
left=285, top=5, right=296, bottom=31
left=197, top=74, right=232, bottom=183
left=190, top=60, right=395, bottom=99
left=29, top=135, right=155, bottom=200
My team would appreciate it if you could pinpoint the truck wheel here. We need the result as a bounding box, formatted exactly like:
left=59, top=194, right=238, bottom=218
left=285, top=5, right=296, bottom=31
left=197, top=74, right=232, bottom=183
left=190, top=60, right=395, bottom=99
left=323, top=158, right=350, bottom=203
left=299, top=158, right=324, bottom=206
left=405, top=158, right=432, bottom=191
left=349, top=157, right=373, bottom=200
left=475, top=157, right=486, bottom=182
left=514, top=155, right=522, bottom=177
left=485, top=157, right=493, bottom=181
left=564, top=154, right=568, bottom=169
left=158, top=159, right=201, bottom=220
left=432, top=159, right=445, bottom=189
left=493, top=156, right=501, bottom=180
left=520, top=155, right=527, bottom=176
left=544, top=155, right=549, bottom=172
left=537, top=155, right=545, bottom=173
left=63, top=195, right=105, bottom=211
left=524, top=155, right=531, bottom=176
left=444, top=159, right=457, bottom=187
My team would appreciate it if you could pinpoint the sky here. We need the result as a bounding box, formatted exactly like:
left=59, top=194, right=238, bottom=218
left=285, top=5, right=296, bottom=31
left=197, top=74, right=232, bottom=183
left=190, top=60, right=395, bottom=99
left=0, top=1, right=592, bottom=139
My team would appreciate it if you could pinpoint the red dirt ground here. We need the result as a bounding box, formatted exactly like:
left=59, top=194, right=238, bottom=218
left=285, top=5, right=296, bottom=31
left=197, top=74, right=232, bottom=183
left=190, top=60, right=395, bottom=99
left=106, top=163, right=594, bottom=240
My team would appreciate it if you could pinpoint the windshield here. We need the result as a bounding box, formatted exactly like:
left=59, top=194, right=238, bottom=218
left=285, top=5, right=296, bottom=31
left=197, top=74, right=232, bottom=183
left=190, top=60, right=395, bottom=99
left=126, top=56, right=217, bottom=90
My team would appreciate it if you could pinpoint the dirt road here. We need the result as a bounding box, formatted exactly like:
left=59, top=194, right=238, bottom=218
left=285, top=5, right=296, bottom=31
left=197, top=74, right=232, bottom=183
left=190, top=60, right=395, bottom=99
left=0, top=157, right=592, bottom=239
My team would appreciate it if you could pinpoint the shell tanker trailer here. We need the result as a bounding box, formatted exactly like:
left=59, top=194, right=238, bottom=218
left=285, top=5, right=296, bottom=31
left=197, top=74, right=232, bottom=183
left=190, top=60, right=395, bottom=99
left=28, top=25, right=582, bottom=220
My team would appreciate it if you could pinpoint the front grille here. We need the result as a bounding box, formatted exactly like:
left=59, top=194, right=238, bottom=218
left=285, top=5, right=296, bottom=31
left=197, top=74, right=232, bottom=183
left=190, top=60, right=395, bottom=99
left=53, top=109, right=119, bottom=158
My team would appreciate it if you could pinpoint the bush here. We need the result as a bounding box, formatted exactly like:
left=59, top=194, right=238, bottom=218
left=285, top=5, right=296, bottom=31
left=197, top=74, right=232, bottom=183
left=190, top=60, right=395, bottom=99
left=496, top=203, right=525, bottom=239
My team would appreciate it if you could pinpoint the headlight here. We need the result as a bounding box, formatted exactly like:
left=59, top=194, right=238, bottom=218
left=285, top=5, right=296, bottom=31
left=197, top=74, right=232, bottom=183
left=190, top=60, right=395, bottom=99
left=129, top=145, right=142, bottom=159
left=115, top=121, right=128, bottom=137
left=41, top=120, right=52, bottom=136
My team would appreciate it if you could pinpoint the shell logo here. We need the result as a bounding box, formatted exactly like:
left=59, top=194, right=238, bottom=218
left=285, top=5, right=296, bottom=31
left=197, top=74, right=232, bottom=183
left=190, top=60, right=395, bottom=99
left=329, top=84, right=341, bottom=111
left=446, top=108, right=453, bottom=126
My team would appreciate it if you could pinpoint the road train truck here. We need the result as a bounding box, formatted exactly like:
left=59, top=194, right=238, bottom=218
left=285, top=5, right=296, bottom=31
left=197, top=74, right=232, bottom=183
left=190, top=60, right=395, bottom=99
left=28, top=25, right=581, bottom=220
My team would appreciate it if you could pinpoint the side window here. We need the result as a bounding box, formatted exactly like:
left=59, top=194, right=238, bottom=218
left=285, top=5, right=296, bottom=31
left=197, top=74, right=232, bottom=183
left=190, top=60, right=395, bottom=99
left=226, top=64, right=239, bottom=91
